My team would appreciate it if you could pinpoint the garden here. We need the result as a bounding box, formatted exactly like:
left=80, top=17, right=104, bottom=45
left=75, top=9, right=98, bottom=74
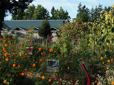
left=0, top=5, right=114, bottom=85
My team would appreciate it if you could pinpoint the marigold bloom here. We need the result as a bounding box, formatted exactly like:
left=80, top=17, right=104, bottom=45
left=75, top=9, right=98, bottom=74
left=67, top=66, right=70, bottom=69
left=44, top=53, right=46, bottom=55
left=107, top=60, right=110, bottom=63
left=10, top=40, right=12, bottom=42
left=111, top=81, right=114, bottom=84
left=41, top=53, right=44, bottom=55
left=40, top=58, right=43, bottom=62
left=33, top=63, right=36, bottom=67
left=54, top=78, right=57, bottom=80
left=39, top=48, right=42, bottom=51
left=3, top=80, right=7, bottom=83
left=54, top=51, right=56, bottom=53
left=41, top=76, right=45, bottom=79
left=48, top=79, right=51, bottom=82
left=18, top=64, right=20, bottom=68
left=57, top=48, right=59, bottom=49
left=25, top=53, right=28, bottom=56
left=4, top=52, right=8, bottom=57
left=48, top=56, right=50, bottom=57
left=106, top=67, right=108, bottom=70
left=13, top=64, right=16, bottom=67
left=24, top=69, right=27, bottom=71
left=5, top=28, right=8, bottom=30
left=21, top=72, right=24, bottom=76
left=101, top=57, right=103, bottom=60
left=18, top=57, right=21, bottom=59
left=111, top=59, right=113, bottom=62
left=3, top=48, right=5, bottom=50
left=30, top=73, right=33, bottom=76
left=97, top=83, right=99, bottom=85
left=50, top=49, right=53, bottom=52
left=102, top=62, right=104, bottom=64
left=14, top=59, right=16, bottom=61
left=0, top=53, right=1, bottom=55
left=9, top=43, right=11, bottom=45
left=13, top=53, right=15, bottom=56
left=4, top=44, right=8, bottom=47
left=81, top=58, right=83, bottom=60
left=19, top=52, right=22, bottom=55
left=58, top=55, right=60, bottom=58
left=5, top=58, right=9, bottom=61
left=54, top=69, right=57, bottom=72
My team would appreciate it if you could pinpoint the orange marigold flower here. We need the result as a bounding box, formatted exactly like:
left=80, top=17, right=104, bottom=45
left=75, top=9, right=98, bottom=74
left=3, top=48, right=5, bottom=50
left=14, top=59, right=16, bottom=61
left=97, top=83, right=99, bottom=85
left=54, top=51, right=56, bottom=53
left=50, top=49, right=53, bottom=52
left=81, top=58, right=83, bottom=60
left=5, top=28, right=8, bottom=31
left=40, top=58, right=43, bottom=62
left=48, top=79, right=51, bottom=82
left=107, top=60, right=110, bottom=63
left=9, top=43, right=11, bottom=45
left=8, top=38, right=10, bottom=40
left=4, top=44, right=8, bottom=47
left=21, top=72, right=24, bottom=76
left=54, top=69, right=57, bottom=72
left=13, top=53, right=15, bottom=56
left=13, top=64, right=16, bottom=67
left=18, top=64, right=20, bottom=68
left=41, top=53, right=44, bottom=55
left=102, top=62, right=104, bottom=64
left=24, top=69, right=27, bottom=71
left=106, top=67, right=108, bottom=70
left=5, top=58, right=9, bottom=61
left=33, top=63, right=36, bottom=67
left=41, top=76, right=45, bottom=79
left=101, top=57, right=103, bottom=60
left=25, top=53, right=28, bottom=56
left=10, top=40, right=12, bottom=42
left=19, top=52, right=22, bottom=55
left=3, top=80, right=7, bottom=83
left=54, top=78, right=57, bottom=80
left=111, top=59, right=113, bottom=62
left=67, top=66, right=70, bottom=69
left=4, top=52, right=8, bottom=57
left=111, top=81, right=114, bottom=84
left=58, top=55, right=60, bottom=58
left=57, top=48, right=59, bottom=49
left=30, top=73, right=33, bottom=76
left=44, top=53, right=46, bottom=55
left=18, top=57, right=21, bottom=59
left=48, top=56, right=50, bottom=57
left=0, top=53, right=1, bottom=55
left=39, top=48, right=42, bottom=51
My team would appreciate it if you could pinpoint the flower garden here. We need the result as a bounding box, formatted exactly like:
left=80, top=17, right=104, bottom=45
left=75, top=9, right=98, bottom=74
left=0, top=5, right=114, bottom=85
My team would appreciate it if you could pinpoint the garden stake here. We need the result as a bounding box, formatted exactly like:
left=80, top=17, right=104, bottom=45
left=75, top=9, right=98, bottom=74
left=81, top=64, right=91, bottom=85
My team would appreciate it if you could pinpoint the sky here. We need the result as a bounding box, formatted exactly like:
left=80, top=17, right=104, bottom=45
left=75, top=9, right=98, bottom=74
left=4, top=0, right=114, bottom=20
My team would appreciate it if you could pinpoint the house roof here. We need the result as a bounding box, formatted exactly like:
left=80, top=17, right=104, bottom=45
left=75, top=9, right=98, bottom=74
left=2, top=20, right=66, bottom=31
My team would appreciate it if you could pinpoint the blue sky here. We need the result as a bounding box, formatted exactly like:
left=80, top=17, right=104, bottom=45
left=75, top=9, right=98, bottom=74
left=4, top=0, right=114, bottom=20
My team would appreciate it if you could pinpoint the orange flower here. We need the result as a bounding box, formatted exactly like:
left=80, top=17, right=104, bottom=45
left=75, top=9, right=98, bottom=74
left=0, top=53, right=1, bottom=55
left=44, top=53, right=46, bottom=55
left=102, top=62, right=104, bottom=64
left=10, top=40, right=12, bottom=42
left=111, top=81, right=114, bottom=84
left=19, top=52, right=22, bottom=55
left=58, top=55, right=60, bottom=58
left=18, top=57, right=21, bottom=59
left=25, top=53, right=28, bottom=56
left=30, top=73, right=33, bottom=76
left=3, top=48, right=5, bottom=50
left=67, top=66, right=70, bottom=69
left=4, top=52, right=8, bottom=57
left=13, top=53, right=15, bottom=56
left=3, top=80, right=7, bottom=83
left=81, top=58, right=83, bottom=60
left=50, top=49, right=53, bottom=52
left=4, top=50, right=7, bottom=52
left=41, top=76, right=45, bottom=79
left=73, top=51, right=75, bottom=53
left=14, top=59, right=16, bottom=61
left=5, top=28, right=8, bottom=31
left=28, top=30, right=31, bottom=33
left=54, top=69, right=57, bottom=72
left=8, top=38, right=10, bottom=40
left=33, top=63, right=36, bottom=67
left=54, top=51, right=56, bottom=53
left=40, top=58, right=43, bottom=62
left=24, top=69, right=27, bottom=71
left=95, top=80, right=97, bottom=83
left=9, top=43, right=11, bottom=45
left=62, top=50, right=64, bottom=52
left=39, top=48, right=42, bottom=51
left=21, top=72, right=24, bottom=76
left=97, top=83, right=99, bottom=85
left=111, top=59, right=113, bottom=62
left=48, top=56, right=50, bottom=57
left=4, top=44, right=8, bottom=47
left=13, top=64, right=16, bottom=67
left=41, top=53, right=44, bottom=55
left=57, top=48, right=59, bottom=49
left=106, top=67, right=108, bottom=70
left=54, top=78, right=57, bottom=80
left=107, top=60, right=110, bottom=63
left=5, top=58, right=9, bottom=61
left=48, top=79, right=51, bottom=82
left=5, top=38, right=7, bottom=40
left=101, top=57, right=103, bottom=60
left=18, top=64, right=20, bottom=69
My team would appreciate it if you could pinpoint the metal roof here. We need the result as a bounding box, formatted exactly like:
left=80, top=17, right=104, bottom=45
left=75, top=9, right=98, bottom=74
left=2, top=20, right=66, bottom=31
